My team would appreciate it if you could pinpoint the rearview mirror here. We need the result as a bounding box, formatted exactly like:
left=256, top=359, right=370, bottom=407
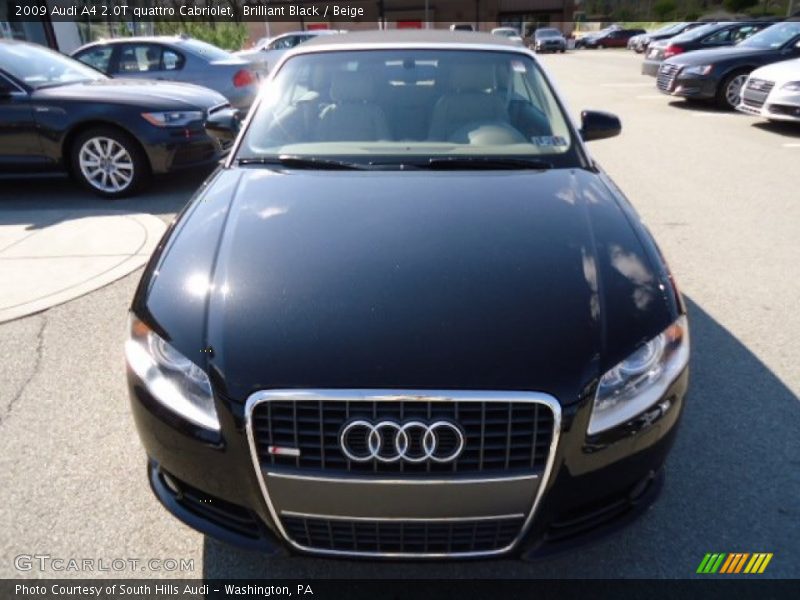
left=204, top=108, right=242, bottom=143
left=580, top=110, right=622, bottom=141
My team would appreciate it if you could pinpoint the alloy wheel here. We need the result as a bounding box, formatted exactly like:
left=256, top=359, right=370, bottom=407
left=725, top=74, right=748, bottom=108
left=78, top=136, right=135, bottom=194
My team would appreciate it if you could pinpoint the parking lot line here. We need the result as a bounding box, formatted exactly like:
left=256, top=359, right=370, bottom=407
left=601, top=82, right=653, bottom=87
left=689, top=112, right=740, bottom=118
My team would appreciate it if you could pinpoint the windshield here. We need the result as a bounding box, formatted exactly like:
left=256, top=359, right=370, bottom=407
left=239, top=49, right=574, bottom=164
left=670, top=22, right=722, bottom=43
left=739, top=21, right=800, bottom=49
left=0, top=42, right=106, bottom=89
left=653, top=22, right=683, bottom=36
left=536, top=29, right=562, bottom=38
left=180, top=39, right=234, bottom=61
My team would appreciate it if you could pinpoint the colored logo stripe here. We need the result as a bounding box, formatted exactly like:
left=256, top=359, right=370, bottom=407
left=697, top=553, right=773, bottom=574
left=744, top=553, right=773, bottom=574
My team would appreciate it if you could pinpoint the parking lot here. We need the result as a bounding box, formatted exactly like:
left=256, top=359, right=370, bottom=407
left=1, top=49, right=798, bottom=579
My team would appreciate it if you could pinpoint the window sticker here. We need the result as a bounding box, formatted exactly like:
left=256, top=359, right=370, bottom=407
left=531, top=136, right=568, bottom=147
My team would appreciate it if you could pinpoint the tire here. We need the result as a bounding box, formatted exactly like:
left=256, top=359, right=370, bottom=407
left=69, top=126, right=150, bottom=198
left=716, top=70, right=750, bottom=110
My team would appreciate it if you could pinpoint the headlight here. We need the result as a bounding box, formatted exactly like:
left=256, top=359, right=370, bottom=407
left=125, top=314, right=219, bottom=431
left=587, top=315, right=689, bottom=435
left=684, top=64, right=713, bottom=76
left=781, top=81, right=800, bottom=92
left=141, top=111, right=204, bottom=127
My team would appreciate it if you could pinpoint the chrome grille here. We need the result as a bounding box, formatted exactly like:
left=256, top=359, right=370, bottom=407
left=746, top=78, right=775, bottom=94
left=657, top=63, right=681, bottom=92
left=251, top=399, right=554, bottom=476
left=741, top=79, right=774, bottom=110
left=282, top=515, right=524, bottom=554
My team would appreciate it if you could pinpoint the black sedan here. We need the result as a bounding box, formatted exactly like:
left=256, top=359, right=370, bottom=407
left=0, top=40, right=230, bottom=198
left=657, top=21, right=800, bottom=109
left=126, top=31, right=690, bottom=559
left=642, top=21, right=770, bottom=77
left=578, top=28, right=646, bottom=49
left=631, top=22, right=705, bottom=54
left=533, top=28, right=567, bottom=53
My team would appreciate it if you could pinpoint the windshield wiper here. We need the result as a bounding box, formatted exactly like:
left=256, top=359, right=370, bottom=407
left=422, top=157, right=553, bottom=170
left=237, top=155, right=368, bottom=170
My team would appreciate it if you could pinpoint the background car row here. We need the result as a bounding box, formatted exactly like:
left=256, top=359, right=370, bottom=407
left=648, top=20, right=800, bottom=112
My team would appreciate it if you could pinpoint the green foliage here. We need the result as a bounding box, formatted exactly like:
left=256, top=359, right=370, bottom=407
left=653, top=0, right=678, bottom=19
left=155, top=22, right=248, bottom=51
left=724, top=0, right=759, bottom=11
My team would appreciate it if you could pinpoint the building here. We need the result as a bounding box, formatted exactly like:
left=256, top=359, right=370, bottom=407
left=1, top=0, right=153, bottom=53
left=1, top=0, right=579, bottom=53
left=246, top=0, right=578, bottom=44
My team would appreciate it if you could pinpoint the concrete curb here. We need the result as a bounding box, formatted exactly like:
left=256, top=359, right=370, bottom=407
left=0, top=210, right=167, bottom=323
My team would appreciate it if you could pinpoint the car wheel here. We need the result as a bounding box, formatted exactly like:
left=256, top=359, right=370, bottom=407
left=70, top=127, right=150, bottom=198
left=560, top=48, right=566, bottom=53
left=717, top=70, right=750, bottom=110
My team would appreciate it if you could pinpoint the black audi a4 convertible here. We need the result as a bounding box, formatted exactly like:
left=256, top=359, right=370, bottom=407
left=126, top=31, right=690, bottom=559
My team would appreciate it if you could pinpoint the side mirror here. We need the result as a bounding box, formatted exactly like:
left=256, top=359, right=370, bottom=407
left=204, top=108, right=242, bottom=143
left=580, top=110, right=622, bottom=141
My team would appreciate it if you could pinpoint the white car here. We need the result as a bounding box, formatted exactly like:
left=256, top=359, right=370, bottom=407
left=491, top=27, right=524, bottom=45
left=737, top=58, right=800, bottom=123
left=236, top=30, right=343, bottom=72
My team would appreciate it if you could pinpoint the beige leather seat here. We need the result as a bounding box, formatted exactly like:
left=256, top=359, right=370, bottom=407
left=317, top=71, right=391, bottom=142
left=428, top=65, right=510, bottom=141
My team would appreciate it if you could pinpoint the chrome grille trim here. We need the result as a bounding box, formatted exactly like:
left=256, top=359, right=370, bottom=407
left=280, top=510, right=527, bottom=522
left=245, top=389, right=561, bottom=558
left=251, top=395, right=553, bottom=475
left=657, top=63, right=681, bottom=93
left=746, top=78, right=775, bottom=93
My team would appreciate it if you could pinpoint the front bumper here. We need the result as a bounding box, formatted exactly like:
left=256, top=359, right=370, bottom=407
left=137, top=124, right=226, bottom=174
left=738, top=86, right=800, bottom=122
left=657, top=65, right=718, bottom=100
left=128, top=369, right=689, bottom=559
left=535, top=42, right=566, bottom=52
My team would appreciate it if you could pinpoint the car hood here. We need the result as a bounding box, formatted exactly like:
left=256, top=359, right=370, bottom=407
left=749, top=57, right=800, bottom=83
left=667, top=45, right=770, bottom=65
left=32, top=78, right=227, bottom=109
left=139, top=168, right=675, bottom=404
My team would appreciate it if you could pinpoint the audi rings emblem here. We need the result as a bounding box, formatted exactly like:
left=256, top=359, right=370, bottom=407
left=339, top=420, right=465, bottom=463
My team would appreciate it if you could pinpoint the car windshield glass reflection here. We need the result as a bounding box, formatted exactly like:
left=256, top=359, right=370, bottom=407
left=239, top=50, right=573, bottom=164
left=536, top=29, right=562, bottom=38
left=739, top=22, right=800, bottom=49
left=0, top=43, right=106, bottom=89
left=671, top=22, right=720, bottom=43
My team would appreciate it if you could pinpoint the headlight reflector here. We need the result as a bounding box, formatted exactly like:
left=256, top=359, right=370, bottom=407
left=141, top=111, right=204, bottom=127
left=588, top=315, right=689, bottom=435
left=125, top=314, right=219, bottom=431
left=684, top=64, right=712, bottom=76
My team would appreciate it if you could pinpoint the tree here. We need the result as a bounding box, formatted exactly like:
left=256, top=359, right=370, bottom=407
left=724, top=0, right=759, bottom=11
left=653, top=0, right=678, bottom=19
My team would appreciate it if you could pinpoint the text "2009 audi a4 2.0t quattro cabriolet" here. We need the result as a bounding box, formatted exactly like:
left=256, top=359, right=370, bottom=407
left=126, top=31, right=690, bottom=559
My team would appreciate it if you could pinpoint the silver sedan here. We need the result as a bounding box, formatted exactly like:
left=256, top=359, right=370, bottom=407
left=72, top=36, right=265, bottom=110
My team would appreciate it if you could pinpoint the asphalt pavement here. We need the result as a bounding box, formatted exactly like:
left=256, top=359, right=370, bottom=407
left=0, top=50, right=798, bottom=579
